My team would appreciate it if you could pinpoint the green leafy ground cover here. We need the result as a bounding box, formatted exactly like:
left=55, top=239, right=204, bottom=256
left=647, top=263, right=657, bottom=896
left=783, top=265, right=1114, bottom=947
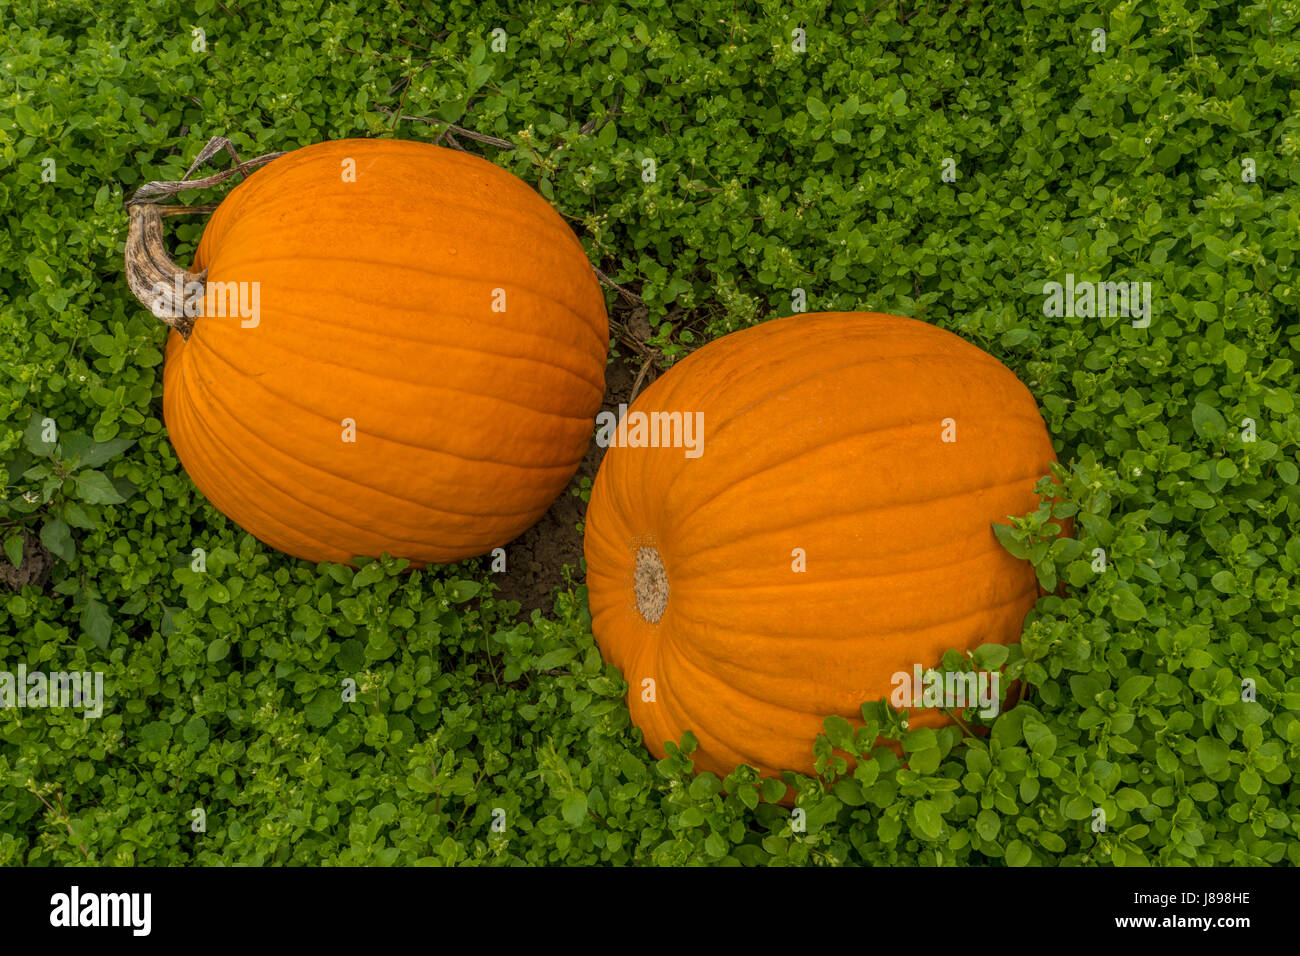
left=1, top=0, right=1298, bottom=865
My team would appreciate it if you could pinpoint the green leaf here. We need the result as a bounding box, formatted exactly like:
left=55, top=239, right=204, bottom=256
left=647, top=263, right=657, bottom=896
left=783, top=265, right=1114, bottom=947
left=535, top=647, right=577, bottom=671
left=1202, top=235, right=1228, bottom=263
left=1024, top=721, right=1057, bottom=756
left=1239, top=768, right=1261, bottom=795
left=23, top=412, right=56, bottom=455
left=305, top=690, right=339, bottom=728
left=992, top=522, right=1030, bottom=559
left=1264, top=390, right=1294, bottom=414
left=351, top=562, right=385, bottom=588
left=832, top=777, right=866, bottom=806
left=467, top=62, right=494, bottom=93
left=976, top=810, right=1000, bottom=841
left=760, top=778, right=787, bottom=804
left=913, top=800, right=943, bottom=839
left=1117, top=675, right=1153, bottom=705
left=436, top=98, right=467, bottom=124
left=1005, top=840, right=1032, bottom=866
left=877, top=813, right=902, bottom=842
left=446, top=580, right=481, bottom=603
left=80, top=597, right=112, bottom=650
left=4, top=536, right=24, bottom=568
left=39, top=517, right=74, bottom=562
left=736, top=783, right=759, bottom=810
left=1038, top=831, right=1066, bottom=853
left=902, top=726, right=937, bottom=753
left=14, top=103, right=42, bottom=135
left=971, top=643, right=1010, bottom=669
left=60, top=433, right=135, bottom=470
left=1196, top=737, right=1230, bottom=775
left=140, top=721, right=173, bottom=751
left=560, top=791, right=588, bottom=827
left=73, top=470, right=126, bottom=505
left=805, top=794, right=843, bottom=831
left=61, top=499, right=98, bottom=530
left=89, top=333, right=120, bottom=358
left=1191, top=402, right=1226, bottom=439
left=1111, top=589, right=1146, bottom=622
left=1210, top=570, right=1236, bottom=592
left=823, top=714, right=856, bottom=751
left=183, top=716, right=210, bottom=748
left=908, top=746, right=941, bottom=774
left=1221, top=343, right=1247, bottom=373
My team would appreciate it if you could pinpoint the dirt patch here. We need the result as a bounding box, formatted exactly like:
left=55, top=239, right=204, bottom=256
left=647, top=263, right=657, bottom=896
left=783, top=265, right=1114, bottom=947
left=487, top=351, right=638, bottom=616
left=0, top=533, right=54, bottom=592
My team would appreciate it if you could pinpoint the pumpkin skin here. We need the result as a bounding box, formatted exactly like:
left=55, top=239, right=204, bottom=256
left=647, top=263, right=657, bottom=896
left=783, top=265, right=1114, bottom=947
left=583, top=311, right=1061, bottom=780
left=161, top=138, right=607, bottom=565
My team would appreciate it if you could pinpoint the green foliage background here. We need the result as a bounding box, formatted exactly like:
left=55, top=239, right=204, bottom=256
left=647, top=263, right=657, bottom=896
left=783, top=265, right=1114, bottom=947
left=2, top=0, right=1298, bottom=865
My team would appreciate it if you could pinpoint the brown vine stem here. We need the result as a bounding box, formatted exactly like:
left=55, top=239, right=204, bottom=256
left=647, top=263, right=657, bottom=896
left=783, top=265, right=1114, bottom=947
left=629, top=358, right=658, bottom=403
left=127, top=138, right=283, bottom=205
left=593, top=266, right=643, bottom=304
left=374, top=107, right=515, bottom=149
left=30, top=783, right=88, bottom=858
left=940, top=706, right=979, bottom=740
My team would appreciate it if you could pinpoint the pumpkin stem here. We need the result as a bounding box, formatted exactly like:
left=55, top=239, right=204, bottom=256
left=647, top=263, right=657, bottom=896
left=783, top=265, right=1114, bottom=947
left=634, top=546, right=669, bottom=623
left=123, top=137, right=286, bottom=340
left=124, top=204, right=207, bottom=338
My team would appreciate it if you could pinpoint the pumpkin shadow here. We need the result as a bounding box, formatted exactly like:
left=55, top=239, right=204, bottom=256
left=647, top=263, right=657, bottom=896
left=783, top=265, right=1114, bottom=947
left=487, top=352, right=639, bottom=617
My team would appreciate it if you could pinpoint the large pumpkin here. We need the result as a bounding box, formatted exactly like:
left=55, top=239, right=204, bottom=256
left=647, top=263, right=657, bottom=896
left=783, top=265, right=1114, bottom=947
left=128, top=138, right=607, bottom=565
left=583, top=311, right=1061, bottom=780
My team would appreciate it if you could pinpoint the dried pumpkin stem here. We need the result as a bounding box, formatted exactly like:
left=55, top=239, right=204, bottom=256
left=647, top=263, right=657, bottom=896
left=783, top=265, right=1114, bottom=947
left=634, top=546, right=669, bottom=623
left=123, top=137, right=285, bottom=339
left=124, top=204, right=207, bottom=338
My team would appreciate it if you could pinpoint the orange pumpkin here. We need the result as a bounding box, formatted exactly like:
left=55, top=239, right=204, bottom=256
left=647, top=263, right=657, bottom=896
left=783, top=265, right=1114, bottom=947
left=583, top=311, right=1061, bottom=780
left=129, top=139, right=607, bottom=565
